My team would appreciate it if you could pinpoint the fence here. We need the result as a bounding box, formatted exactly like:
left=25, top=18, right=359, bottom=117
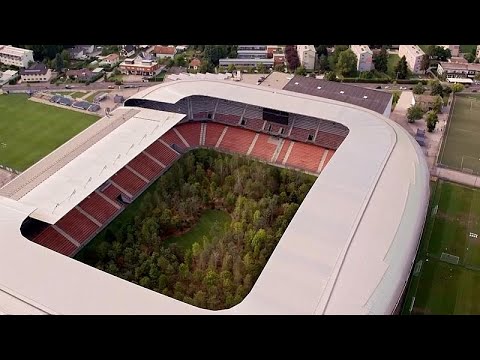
left=0, top=164, right=21, bottom=175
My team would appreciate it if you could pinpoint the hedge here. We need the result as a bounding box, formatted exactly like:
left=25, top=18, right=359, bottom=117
left=340, top=78, right=390, bottom=83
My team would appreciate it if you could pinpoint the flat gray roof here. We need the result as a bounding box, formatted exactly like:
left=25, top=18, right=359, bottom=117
left=283, top=75, right=392, bottom=114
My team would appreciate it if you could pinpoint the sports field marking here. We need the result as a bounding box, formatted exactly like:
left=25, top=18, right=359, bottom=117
left=440, top=252, right=460, bottom=265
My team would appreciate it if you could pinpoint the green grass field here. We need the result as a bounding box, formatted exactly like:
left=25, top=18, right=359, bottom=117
left=163, top=209, right=230, bottom=250
left=460, top=45, right=477, bottom=54
left=70, top=91, right=86, bottom=99
left=387, top=54, right=400, bottom=76
left=438, top=94, right=480, bottom=174
left=0, top=94, right=99, bottom=171
left=402, top=180, right=480, bottom=315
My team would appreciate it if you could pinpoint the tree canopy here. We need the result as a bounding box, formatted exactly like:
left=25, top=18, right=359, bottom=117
left=373, top=47, right=388, bottom=73
left=413, top=82, right=425, bottom=95
left=394, top=56, right=409, bottom=79
left=407, top=104, right=424, bottom=122
left=78, top=149, right=316, bottom=310
left=426, top=110, right=438, bottom=132
left=336, top=49, right=357, bottom=77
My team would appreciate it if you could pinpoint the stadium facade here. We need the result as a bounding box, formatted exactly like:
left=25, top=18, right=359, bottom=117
left=0, top=79, right=429, bottom=314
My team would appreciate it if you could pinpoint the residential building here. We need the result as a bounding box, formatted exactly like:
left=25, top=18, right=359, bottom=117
left=296, top=45, right=316, bottom=71
left=66, top=68, right=97, bottom=82
left=189, top=58, right=201, bottom=71
left=476, top=45, right=480, bottom=60
left=219, top=45, right=275, bottom=67
left=119, top=52, right=160, bottom=76
left=413, top=94, right=440, bottom=112
left=267, top=46, right=286, bottom=67
left=99, top=53, right=120, bottom=66
left=152, top=45, right=176, bottom=59
left=448, top=56, right=468, bottom=64
left=0, top=70, right=18, bottom=86
left=20, top=63, right=51, bottom=83
left=437, top=61, right=480, bottom=80
left=350, top=45, right=373, bottom=72
left=0, top=45, right=34, bottom=68
left=120, top=45, right=136, bottom=58
left=398, top=45, right=425, bottom=74
left=68, top=45, right=95, bottom=60
left=440, top=45, right=460, bottom=57
left=176, top=45, right=188, bottom=53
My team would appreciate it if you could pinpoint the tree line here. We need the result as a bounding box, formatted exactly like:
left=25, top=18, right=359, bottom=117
left=79, top=149, right=316, bottom=310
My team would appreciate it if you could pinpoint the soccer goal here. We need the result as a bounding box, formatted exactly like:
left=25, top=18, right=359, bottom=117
left=440, top=252, right=460, bottom=265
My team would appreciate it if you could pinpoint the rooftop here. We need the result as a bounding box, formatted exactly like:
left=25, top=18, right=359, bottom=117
left=439, top=61, right=480, bottom=71
left=0, top=46, right=32, bottom=57
left=282, top=76, right=392, bottom=114
left=153, top=45, right=176, bottom=55
left=20, top=62, right=48, bottom=76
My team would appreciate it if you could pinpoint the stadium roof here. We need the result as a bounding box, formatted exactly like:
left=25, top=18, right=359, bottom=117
left=0, top=79, right=429, bottom=314
left=12, top=109, right=184, bottom=224
left=283, top=76, right=392, bottom=114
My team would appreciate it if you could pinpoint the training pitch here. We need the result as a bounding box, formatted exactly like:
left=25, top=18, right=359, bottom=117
left=0, top=94, right=98, bottom=171
left=402, top=179, right=480, bottom=315
left=438, top=94, right=480, bottom=174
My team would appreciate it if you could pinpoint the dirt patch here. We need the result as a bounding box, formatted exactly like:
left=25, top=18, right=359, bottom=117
left=435, top=210, right=472, bottom=224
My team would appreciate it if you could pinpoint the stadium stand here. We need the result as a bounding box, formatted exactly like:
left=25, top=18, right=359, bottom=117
left=284, top=142, right=325, bottom=173
left=205, top=123, right=227, bottom=147
left=175, top=122, right=201, bottom=147
left=218, top=127, right=256, bottom=155
left=127, top=152, right=164, bottom=181
left=111, top=168, right=147, bottom=196
left=102, top=183, right=127, bottom=203
left=160, top=129, right=188, bottom=150
left=33, top=226, right=77, bottom=256
left=250, top=133, right=279, bottom=162
left=56, top=208, right=100, bottom=245
left=145, top=141, right=179, bottom=167
left=78, top=192, right=118, bottom=224
left=276, top=139, right=292, bottom=164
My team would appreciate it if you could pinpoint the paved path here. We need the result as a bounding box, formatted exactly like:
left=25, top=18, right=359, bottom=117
left=434, top=167, right=480, bottom=188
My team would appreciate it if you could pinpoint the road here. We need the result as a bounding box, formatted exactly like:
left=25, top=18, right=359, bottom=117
left=348, top=82, right=480, bottom=93
left=2, top=81, right=155, bottom=92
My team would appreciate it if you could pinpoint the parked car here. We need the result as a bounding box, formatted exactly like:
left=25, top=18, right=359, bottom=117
left=65, top=85, right=73, bottom=89
left=108, top=85, right=114, bottom=89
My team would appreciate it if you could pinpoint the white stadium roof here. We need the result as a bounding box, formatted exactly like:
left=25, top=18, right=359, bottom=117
left=0, top=80, right=430, bottom=314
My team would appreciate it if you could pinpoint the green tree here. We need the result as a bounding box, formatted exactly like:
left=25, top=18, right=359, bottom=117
left=295, top=66, right=307, bottom=76
left=274, top=64, right=285, bottom=72
left=227, top=64, right=236, bottom=73
left=318, top=54, right=329, bottom=72
left=394, top=55, right=408, bottom=79
left=336, top=49, right=357, bottom=77
left=315, top=45, right=328, bottom=57
left=324, top=71, right=337, bottom=81
left=420, top=54, right=430, bottom=72
left=425, top=111, right=438, bottom=132
left=407, top=104, right=424, bottom=123
left=413, top=82, right=425, bottom=95
left=429, top=79, right=444, bottom=96
left=451, top=83, right=464, bottom=93
left=433, top=95, right=443, bottom=113
left=464, top=53, right=475, bottom=63
left=373, top=47, right=388, bottom=73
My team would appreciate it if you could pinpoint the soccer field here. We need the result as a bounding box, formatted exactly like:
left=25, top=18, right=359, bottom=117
left=402, top=179, right=480, bottom=315
left=438, top=94, right=480, bottom=174
left=0, top=94, right=98, bottom=171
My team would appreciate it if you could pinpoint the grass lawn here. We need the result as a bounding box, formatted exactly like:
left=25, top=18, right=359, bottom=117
left=163, top=209, right=231, bottom=251
left=402, top=179, right=480, bottom=314
left=418, top=45, right=431, bottom=53
left=70, top=92, right=86, bottom=99
left=460, top=45, right=477, bottom=54
left=108, top=74, right=123, bottom=83
left=387, top=54, right=400, bottom=76
left=0, top=94, right=99, bottom=171
left=438, top=94, right=480, bottom=173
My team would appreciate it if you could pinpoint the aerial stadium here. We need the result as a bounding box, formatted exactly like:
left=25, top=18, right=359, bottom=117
left=0, top=77, right=430, bottom=314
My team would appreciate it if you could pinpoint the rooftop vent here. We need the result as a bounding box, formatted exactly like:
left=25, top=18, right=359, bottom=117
left=363, top=95, right=368, bottom=99
left=340, top=90, right=345, bottom=94
left=294, top=82, right=299, bottom=85
left=317, top=86, right=322, bottom=89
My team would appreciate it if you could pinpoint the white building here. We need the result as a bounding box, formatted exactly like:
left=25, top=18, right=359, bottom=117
left=297, top=45, right=316, bottom=71
left=0, top=69, right=18, bottom=86
left=20, top=62, right=52, bottom=83
left=440, top=45, right=460, bottom=57
left=476, top=45, right=480, bottom=60
left=350, top=45, right=373, bottom=72
left=0, top=45, right=34, bottom=68
left=398, top=45, right=425, bottom=74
